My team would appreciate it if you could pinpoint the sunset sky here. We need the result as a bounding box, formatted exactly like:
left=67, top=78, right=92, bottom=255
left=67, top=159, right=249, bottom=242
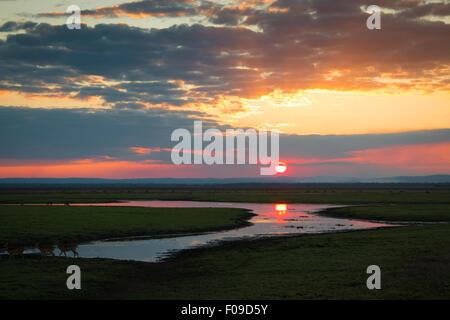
left=0, top=0, right=449, bottom=179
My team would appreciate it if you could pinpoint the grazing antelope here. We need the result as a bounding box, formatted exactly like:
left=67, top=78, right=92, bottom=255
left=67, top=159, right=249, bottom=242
left=35, top=243, right=55, bottom=258
left=4, top=242, right=24, bottom=259
left=56, top=241, right=79, bottom=258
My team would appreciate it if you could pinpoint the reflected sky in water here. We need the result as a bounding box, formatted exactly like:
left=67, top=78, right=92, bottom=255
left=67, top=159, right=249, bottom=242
left=70, top=201, right=393, bottom=262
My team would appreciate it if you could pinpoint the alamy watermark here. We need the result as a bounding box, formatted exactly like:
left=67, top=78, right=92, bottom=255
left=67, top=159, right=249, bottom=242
left=366, top=265, right=381, bottom=290
left=66, top=265, right=81, bottom=290
left=66, top=5, right=81, bottom=30
left=366, top=5, right=381, bottom=30
left=171, top=121, right=280, bottom=176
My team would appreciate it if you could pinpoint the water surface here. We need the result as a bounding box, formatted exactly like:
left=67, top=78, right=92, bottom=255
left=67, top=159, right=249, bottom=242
left=68, top=201, right=392, bottom=262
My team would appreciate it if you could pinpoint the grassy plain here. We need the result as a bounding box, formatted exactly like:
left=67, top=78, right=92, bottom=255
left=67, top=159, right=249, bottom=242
left=0, top=185, right=449, bottom=204
left=0, top=205, right=252, bottom=246
left=322, top=204, right=450, bottom=222
left=0, top=186, right=449, bottom=300
left=1, top=224, right=449, bottom=299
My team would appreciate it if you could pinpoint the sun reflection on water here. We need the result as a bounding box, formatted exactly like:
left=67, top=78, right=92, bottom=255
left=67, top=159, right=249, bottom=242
left=275, top=203, right=287, bottom=215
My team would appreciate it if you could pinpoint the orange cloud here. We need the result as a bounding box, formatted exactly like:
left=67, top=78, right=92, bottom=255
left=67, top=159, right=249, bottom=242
left=0, top=158, right=267, bottom=179
left=0, top=159, right=166, bottom=179
left=280, top=142, right=450, bottom=177
left=129, top=147, right=152, bottom=154
left=129, top=147, right=171, bottom=155
left=348, top=142, right=450, bottom=170
left=0, top=142, right=448, bottom=179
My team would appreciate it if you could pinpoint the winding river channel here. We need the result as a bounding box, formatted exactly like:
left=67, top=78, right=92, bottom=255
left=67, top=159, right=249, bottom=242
left=57, top=201, right=393, bottom=262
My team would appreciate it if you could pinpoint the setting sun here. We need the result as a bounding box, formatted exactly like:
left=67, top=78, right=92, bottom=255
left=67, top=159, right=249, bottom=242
left=275, top=162, right=287, bottom=174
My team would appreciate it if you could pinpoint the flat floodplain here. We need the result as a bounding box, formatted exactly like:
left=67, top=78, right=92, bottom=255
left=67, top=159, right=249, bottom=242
left=0, top=205, right=253, bottom=245
left=0, top=184, right=450, bottom=204
left=0, top=185, right=449, bottom=299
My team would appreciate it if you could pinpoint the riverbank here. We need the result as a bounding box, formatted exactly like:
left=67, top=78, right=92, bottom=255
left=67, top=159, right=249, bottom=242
left=1, top=223, right=449, bottom=299
left=318, top=204, right=450, bottom=222
left=0, top=205, right=253, bottom=246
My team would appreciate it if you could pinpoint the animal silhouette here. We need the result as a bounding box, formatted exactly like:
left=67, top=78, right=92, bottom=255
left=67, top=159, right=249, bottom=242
left=35, top=243, right=55, bottom=257
left=4, top=242, right=24, bottom=259
left=56, top=241, right=79, bottom=257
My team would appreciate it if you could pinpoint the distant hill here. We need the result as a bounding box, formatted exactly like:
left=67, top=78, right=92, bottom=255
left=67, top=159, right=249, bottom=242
left=297, top=175, right=450, bottom=183
left=0, top=175, right=449, bottom=185
left=364, top=175, right=450, bottom=183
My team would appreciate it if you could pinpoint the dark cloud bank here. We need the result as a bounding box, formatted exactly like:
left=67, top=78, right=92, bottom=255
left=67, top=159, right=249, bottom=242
left=0, top=106, right=448, bottom=163
left=0, top=0, right=448, bottom=109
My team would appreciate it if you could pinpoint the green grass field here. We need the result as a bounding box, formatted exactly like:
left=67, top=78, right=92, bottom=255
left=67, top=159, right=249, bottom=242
left=1, top=224, right=449, bottom=300
left=322, top=204, right=450, bottom=222
left=1, top=186, right=449, bottom=204
left=126, top=224, right=450, bottom=300
left=0, top=187, right=449, bottom=300
left=0, top=205, right=252, bottom=246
